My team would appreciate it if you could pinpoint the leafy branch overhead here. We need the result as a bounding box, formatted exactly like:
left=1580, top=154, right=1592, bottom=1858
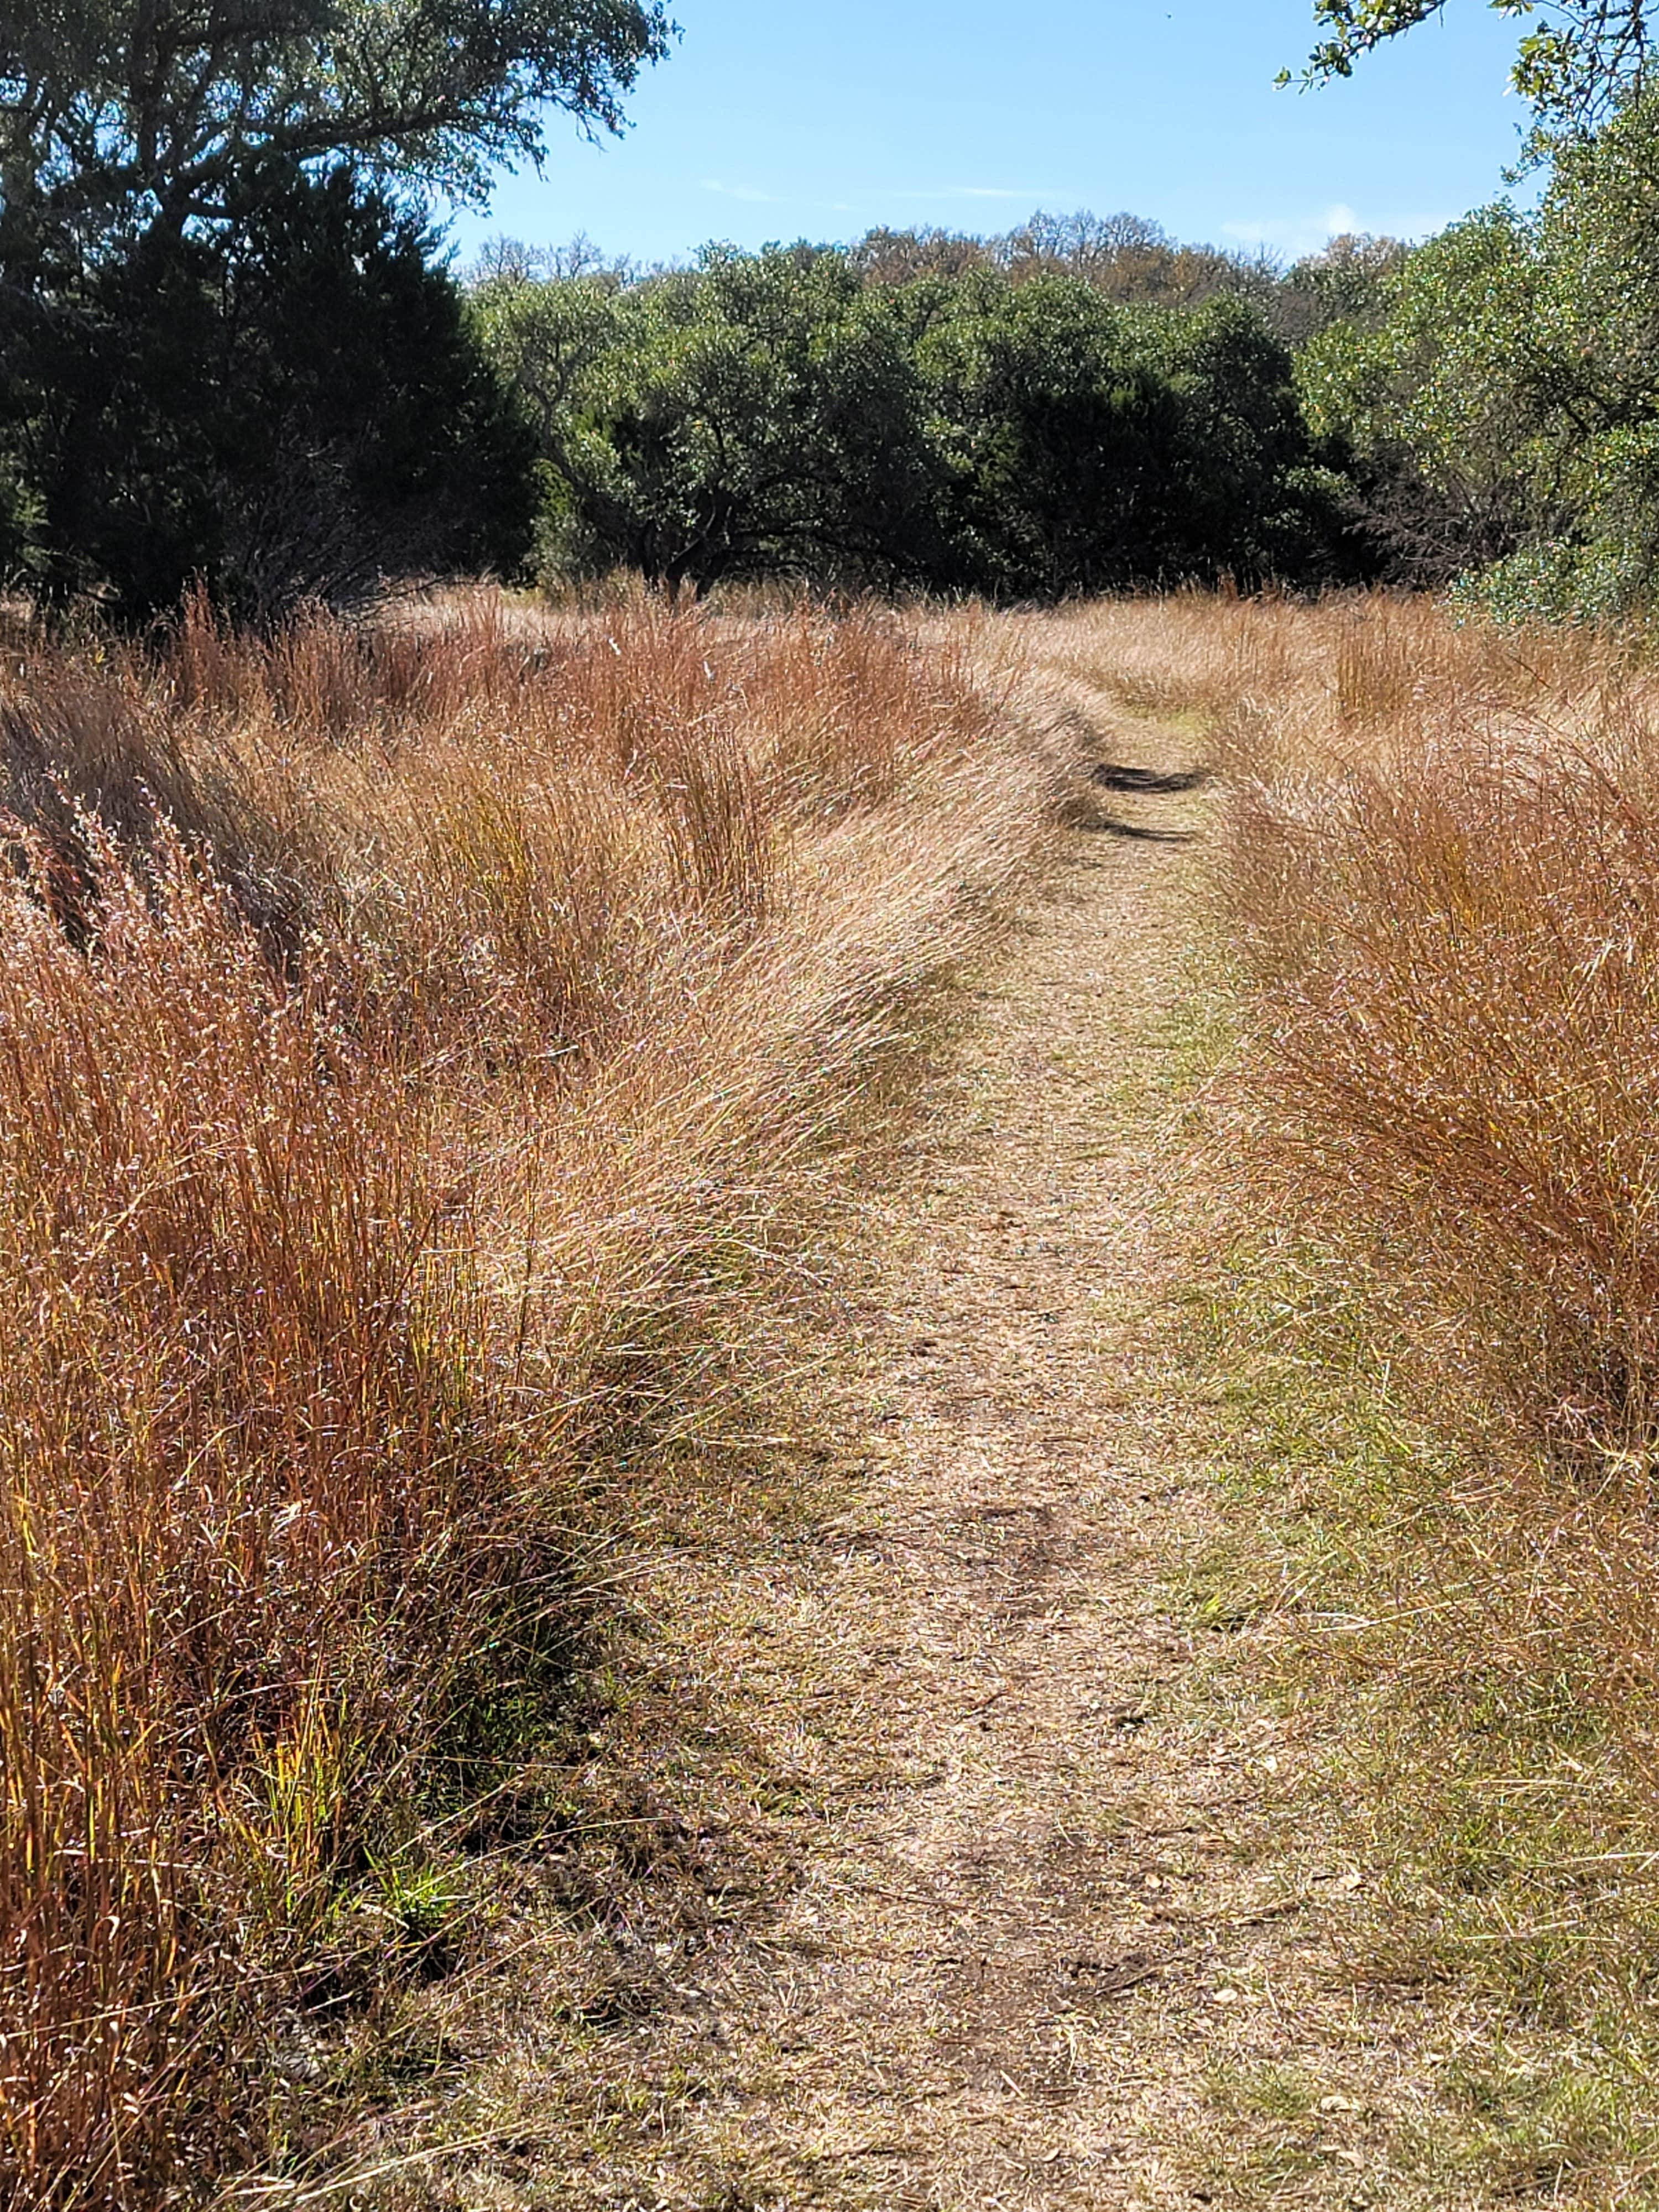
left=1291, top=0, right=1655, bottom=138
left=0, top=0, right=672, bottom=236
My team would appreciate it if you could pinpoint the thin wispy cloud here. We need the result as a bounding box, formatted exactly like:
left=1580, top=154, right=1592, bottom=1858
left=1223, top=201, right=1450, bottom=256
left=890, top=185, right=1059, bottom=204
left=700, top=179, right=777, bottom=204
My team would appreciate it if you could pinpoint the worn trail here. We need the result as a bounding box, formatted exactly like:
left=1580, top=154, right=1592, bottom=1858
left=646, top=700, right=1354, bottom=2210
left=429, top=678, right=1440, bottom=2211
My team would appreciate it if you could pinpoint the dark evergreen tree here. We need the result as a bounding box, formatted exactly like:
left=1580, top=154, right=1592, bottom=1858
left=7, top=166, right=537, bottom=625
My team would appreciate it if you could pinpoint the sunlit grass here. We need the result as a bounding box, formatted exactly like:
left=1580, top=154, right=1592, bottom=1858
left=0, top=588, right=1055, bottom=2205
left=1099, top=585, right=1659, bottom=2200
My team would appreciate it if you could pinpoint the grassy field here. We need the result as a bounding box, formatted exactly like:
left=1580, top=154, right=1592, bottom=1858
left=0, top=592, right=1060, bottom=2205
left=17, top=584, right=1659, bottom=2205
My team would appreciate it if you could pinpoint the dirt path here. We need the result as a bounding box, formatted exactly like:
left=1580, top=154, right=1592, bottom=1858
left=420, top=681, right=1446, bottom=2211
left=640, top=703, right=1357, bottom=2212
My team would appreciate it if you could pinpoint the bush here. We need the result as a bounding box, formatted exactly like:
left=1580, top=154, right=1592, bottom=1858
left=6, top=167, right=538, bottom=627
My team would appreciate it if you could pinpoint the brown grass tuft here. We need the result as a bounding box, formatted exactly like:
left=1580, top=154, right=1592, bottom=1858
left=1205, top=596, right=1659, bottom=1446
left=0, top=589, right=1055, bottom=2206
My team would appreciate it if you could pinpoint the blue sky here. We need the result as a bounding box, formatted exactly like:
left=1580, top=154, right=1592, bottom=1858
left=444, top=0, right=1531, bottom=269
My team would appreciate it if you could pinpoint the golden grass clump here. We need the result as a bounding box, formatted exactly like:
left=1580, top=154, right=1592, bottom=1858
left=0, top=591, right=1052, bottom=2205
left=1204, top=595, right=1659, bottom=1443
left=1121, top=589, right=1659, bottom=2035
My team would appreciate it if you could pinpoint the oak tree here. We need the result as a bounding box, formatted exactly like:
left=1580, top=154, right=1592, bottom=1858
left=0, top=0, right=670, bottom=251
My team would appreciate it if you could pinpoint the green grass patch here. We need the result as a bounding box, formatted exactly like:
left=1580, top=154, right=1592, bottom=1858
left=1180, top=1227, right=1659, bottom=2200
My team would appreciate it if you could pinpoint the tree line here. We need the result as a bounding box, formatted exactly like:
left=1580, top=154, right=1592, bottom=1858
left=469, top=228, right=1396, bottom=604
left=7, top=0, right=1659, bottom=625
left=0, top=168, right=1405, bottom=622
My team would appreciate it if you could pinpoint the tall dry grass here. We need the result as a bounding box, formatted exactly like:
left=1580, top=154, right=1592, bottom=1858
left=1076, top=590, right=1659, bottom=2041
left=1176, top=593, right=1659, bottom=1446
left=0, top=591, right=1054, bottom=2206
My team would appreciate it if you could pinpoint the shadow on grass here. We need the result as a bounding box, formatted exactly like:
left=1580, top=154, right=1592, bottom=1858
left=1058, top=792, right=1197, bottom=843
left=1090, top=763, right=1211, bottom=795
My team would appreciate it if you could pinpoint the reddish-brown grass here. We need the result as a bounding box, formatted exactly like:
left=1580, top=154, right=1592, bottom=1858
left=1081, top=591, right=1659, bottom=2028
left=0, top=591, right=1052, bottom=2206
left=1192, top=594, right=1659, bottom=1445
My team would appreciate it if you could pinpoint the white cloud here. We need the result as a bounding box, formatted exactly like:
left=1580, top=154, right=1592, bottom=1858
left=700, top=179, right=777, bottom=204
left=1222, top=201, right=1449, bottom=257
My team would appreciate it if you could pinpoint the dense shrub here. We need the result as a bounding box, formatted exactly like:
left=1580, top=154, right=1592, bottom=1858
left=2, top=167, right=537, bottom=626
left=477, top=246, right=1358, bottom=602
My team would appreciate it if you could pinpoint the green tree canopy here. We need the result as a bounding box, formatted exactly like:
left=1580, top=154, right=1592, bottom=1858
left=0, top=0, right=635, bottom=617
left=1300, top=91, right=1659, bottom=611
left=917, top=271, right=1182, bottom=596
left=478, top=247, right=1358, bottom=603
left=1297, top=206, right=1545, bottom=577
left=476, top=247, right=945, bottom=597
left=0, top=0, right=669, bottom=253
left=920, top=274, right=1347, bottom=596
